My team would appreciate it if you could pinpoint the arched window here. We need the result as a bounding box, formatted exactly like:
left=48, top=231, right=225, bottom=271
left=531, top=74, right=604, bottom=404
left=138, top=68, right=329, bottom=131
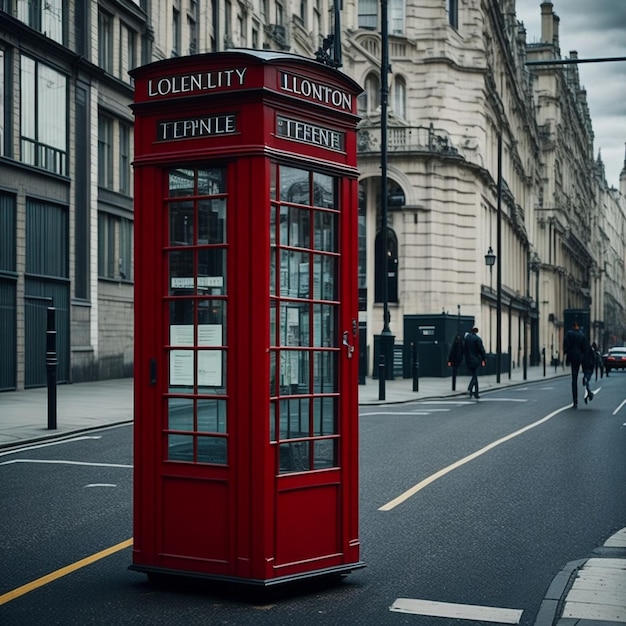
left=357, top=72, right=380, bottom=115
left=375, top=228, right=398, bottom=303
left=392, top=76, right=406, bottom=120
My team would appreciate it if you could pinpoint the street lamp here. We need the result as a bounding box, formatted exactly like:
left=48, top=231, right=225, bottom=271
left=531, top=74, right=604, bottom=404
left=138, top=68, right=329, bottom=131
left=484, top=245, right=501, bottom=382
left=485, top=246, right=496, bottom=275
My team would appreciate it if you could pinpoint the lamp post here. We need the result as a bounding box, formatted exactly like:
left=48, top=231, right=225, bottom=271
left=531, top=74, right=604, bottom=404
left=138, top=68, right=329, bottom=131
left=484, top=246, right=499, bottom=379
left=375, top=0, right=393, bottom=400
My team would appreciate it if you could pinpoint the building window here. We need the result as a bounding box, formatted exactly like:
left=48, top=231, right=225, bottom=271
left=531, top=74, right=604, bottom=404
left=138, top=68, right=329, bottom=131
left=275, top=1, right=284, bottom=26
left=300, top=0, right=307, bottom=25
left=119, top=23, right=137, bottom=82
left=173, top=8, right=181, bottom=56
left=17, top=0, right=64, bottom=44
left=119, top=123, right=131, bottom=195
left=358, top=0, right=377, bottom=30
left=224, top=0, right=232, bottom=44
left=20, top=55, right=67, bottom=176
left=98, top=116, right=114, bottom=189
left=393, top=76, right=406, bottom=119
left=375, top=228, right=398, bottom=303
left=98, top=213, right=133, bottom=281
left=98, top=10, right=114, bottom=72
left=358, top=72, right=380, bottom=115
left=188, top=16, right=197, bottom=54
left=0, top=49, right=5, bottom=158
left=447, top=0, right=458, bottom=29
left=389, top=0, right=404, bottom=34
left=238, top=5, right=247, bottom=47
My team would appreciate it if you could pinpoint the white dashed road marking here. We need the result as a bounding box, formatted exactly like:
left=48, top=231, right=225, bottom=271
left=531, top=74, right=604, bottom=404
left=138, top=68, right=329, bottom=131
left=390, top=598, right=523, bottom=623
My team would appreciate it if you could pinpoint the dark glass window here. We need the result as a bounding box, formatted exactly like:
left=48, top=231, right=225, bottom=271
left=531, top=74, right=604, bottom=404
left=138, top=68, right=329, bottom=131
left=20, top=55, right=67, bottom=176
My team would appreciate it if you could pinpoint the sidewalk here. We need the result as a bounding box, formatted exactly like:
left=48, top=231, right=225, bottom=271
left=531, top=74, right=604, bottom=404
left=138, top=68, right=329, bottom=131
left=1, top=365, right=624, bottom=625
left=0, top=364, right=565, bottom=448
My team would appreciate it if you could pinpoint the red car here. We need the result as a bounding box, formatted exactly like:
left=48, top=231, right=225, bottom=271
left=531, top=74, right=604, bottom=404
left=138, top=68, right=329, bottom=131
left=605, top=347, right=626, bottom=374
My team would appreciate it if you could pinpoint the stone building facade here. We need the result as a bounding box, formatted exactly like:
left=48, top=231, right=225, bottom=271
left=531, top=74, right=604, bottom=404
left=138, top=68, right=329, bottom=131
left=0, top=0, right=624, bottom=390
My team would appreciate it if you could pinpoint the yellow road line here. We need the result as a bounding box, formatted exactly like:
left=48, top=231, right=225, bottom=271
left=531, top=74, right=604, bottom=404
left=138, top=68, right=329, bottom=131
left=0, top=538, right=133, bottom=606
left=379, top=404, right=570, bottom=511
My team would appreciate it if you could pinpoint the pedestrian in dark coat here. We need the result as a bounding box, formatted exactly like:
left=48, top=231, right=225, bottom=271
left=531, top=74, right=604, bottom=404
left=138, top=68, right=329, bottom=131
left=581, top=341, right=596, bottom=404
left=447, top=335, right=464, bottom=368
left=463, top=327, right=487, bottom=399
left=563, top=321, right=587, bottom=408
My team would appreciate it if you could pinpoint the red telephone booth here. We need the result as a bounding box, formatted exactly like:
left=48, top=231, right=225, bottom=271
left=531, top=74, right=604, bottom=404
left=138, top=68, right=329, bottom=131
left=129, top=50, right=363, bottom=585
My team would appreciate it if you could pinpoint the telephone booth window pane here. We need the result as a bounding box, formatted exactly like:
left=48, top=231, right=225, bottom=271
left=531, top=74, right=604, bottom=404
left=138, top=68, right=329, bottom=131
left=313, top=397, right=337, bottom=435
left=197, top=399, right=227, bottom=432
left=279, top=397, right=308, bottom=438
left=170, top=299, right=194, bottom=326
left=270, top=402, right=276, bottom=440
left=313, top=210, right=336, bottom=251
left=312, top=172, right=335, bottom=208
left=169, top=169, right=195, bottom=197
left=197, top=168, right=226, bottom=194
left=280, top=442, right=309, bottom=473
left=279, top=250, right=309, bottom=298
left=284, top=205, right=310, bottom=248
left=197, top=436, right=227, bottom=464
left=199, top=198, right=226, bottom=244
left=313, top=440, right=336, bottom=469
left=170, top=201, right=194, bottom=245
left=197, top=349, right=225, bottom=389
left=198, top=248, right=226, bottom=295
left=168, top=397, right=194, bottom=430
left=199, top=299, right=226, bottom=326
left=169, top=250, right=194, bottom=294
left=313, top=254, right=336, bottom=300
left=282, top=167, right=310, bottom=204
left=280, top=303, right=309, bottom=346
left=313, top=303, right=336, bottom=347
left=168, top=434, right=194, bottom=461
left=313, top=351, right=336, bottom=392
left=279, top=350, right=309, bottom=394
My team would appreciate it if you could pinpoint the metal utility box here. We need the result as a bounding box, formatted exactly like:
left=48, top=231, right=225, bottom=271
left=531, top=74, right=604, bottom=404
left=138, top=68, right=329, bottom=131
left=402, top=314, right=475, bottom=378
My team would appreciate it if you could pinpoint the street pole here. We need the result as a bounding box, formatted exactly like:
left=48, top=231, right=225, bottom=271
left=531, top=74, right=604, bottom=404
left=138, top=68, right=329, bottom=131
left=377, top=0, right=393, bottom=400
left=496, top=132, right=502, bottom=384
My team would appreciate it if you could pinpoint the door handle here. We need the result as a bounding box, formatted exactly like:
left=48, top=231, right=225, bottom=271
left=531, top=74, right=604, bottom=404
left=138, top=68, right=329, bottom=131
left=342, top=331, right=354, bottom=359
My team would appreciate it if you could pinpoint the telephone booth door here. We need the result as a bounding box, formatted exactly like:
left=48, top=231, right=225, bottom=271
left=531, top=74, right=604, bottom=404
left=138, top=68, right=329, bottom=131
left=130, top=50, right=363, bottom=585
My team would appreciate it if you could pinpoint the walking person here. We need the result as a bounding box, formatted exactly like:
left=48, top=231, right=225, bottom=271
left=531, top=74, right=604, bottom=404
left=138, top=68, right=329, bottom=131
left=590, top=341, right=603, bottom=379
left=447, top=334, right=464, bottom=390
left=464, top=327, right=486, bottom=399
left=581, top=341, right=596, bottom=404
left=563, top=321, right=587, bottom=408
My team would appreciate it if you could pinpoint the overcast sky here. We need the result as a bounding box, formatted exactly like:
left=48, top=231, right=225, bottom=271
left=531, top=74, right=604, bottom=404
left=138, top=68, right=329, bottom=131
left=514, top=0, right=626, bottom=188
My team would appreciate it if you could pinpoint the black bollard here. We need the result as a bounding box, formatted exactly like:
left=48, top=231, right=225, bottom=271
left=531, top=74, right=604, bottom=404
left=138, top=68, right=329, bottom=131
left=542, top=347, right=546, bottom=377
left=412, top=343, right=419, bottom=392
left=46, top=307, right=58, bottom=430
left=378, top=354, right=386, bottom=401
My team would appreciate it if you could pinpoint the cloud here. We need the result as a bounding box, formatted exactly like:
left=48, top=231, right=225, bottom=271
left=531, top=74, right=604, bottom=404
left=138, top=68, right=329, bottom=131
left=516, top=0, right=626, bottom=185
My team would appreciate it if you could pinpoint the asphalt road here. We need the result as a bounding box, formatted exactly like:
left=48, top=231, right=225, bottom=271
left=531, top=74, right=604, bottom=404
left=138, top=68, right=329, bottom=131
left=1, top=375, right=625, bottom=625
